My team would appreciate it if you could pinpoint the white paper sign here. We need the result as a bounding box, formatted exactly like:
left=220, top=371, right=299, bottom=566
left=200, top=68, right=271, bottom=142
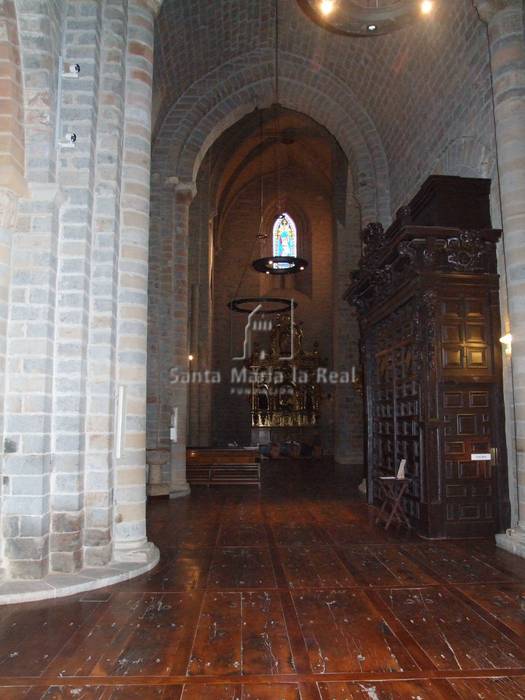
left=170, top=407, right=178, bottom=443
left=471, top=453, right=491, bottom=461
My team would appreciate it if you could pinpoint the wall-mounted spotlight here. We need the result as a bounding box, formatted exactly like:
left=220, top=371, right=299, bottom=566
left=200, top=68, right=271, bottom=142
left=421, top=0, right=434, bottom=15
left=59, top=132, right=77, bottom=149
left=367, top=24, right=377, bottom=32
left=500, top=333, right=512, bottom=356
left=63, top=63, right=80, bottom=78
left=188, top=354, right=194, bottom=362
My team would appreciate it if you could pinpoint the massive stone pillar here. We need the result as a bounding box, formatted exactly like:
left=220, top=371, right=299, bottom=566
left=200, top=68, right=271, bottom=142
left=168, top=182, right=196, bottom=499
left=112, top=0, right=160, bottom=564
left=475, top=0, right=525, bottom=556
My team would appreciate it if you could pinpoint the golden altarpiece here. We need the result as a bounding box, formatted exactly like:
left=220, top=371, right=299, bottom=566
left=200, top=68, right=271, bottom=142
left=249, top=315, right=323, bottom=446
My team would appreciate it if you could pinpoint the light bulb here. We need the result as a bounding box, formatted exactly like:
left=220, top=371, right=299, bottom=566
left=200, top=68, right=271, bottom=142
left=421, top=0, right=433, bottom=15
left=499, top=333, right=512, bottom=355
left=188, top=354, right=194, bottom=361
left=367, top=24, right=377, bottom=32
left=319, top=0, right=335, bottom=17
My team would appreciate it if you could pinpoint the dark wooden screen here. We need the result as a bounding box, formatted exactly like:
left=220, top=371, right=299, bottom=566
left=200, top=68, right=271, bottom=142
left=347, top=176, right=510, bottom=539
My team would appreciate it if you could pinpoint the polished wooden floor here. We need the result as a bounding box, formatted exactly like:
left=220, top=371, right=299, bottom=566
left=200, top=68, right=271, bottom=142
left=2, top=461, right=525, bottom=699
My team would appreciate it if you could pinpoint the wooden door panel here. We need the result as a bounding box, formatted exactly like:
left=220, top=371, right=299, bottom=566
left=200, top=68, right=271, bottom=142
left=441, top=386, right=496, bottom=536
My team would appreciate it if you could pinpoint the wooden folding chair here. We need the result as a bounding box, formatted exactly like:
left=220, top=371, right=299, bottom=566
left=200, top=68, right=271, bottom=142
left=375, top=463, right=412, bottom=531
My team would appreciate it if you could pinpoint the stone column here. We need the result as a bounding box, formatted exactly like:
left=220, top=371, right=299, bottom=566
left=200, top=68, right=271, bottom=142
left=168, top=182, right=196, bottom=498
left=84, top=0, right=128, bottom=568
left=112, top=0, right=160, bottom=564
left=475, top=0, right=525, bottom=556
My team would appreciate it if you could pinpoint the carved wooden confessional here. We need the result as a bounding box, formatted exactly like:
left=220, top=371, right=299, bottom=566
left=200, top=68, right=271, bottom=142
left=347, top=176, right=510, bottom=539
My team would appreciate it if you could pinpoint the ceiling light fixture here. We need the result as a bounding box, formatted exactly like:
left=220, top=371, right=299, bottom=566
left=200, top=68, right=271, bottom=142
left=297, top=0, right=437, bottom=37
left=319, top=0, right=335, bottom=16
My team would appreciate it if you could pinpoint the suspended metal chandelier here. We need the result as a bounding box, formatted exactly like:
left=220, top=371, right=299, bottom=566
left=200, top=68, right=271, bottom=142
left=227, top=0, right=309, bottom=314
left=296, top=0, right=435, bottom=37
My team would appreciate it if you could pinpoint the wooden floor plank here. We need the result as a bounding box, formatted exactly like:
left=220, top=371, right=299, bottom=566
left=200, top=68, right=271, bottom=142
left=0, top=598, right=101, bottom=677
left=241, top=592, right=296, bottom=676
left=448, top=675, right=525, bottom=699
left=45, top=593, right=202, bottom=678
left=340, top=546, right=436, bottom=587
left=292, top=589, right=419, bottom=673
left=270, top=524, right=327, bottom=547
left=181, top=684, right=302, bottom=700
left=119, top=548, right=215, bottom=593
left=218, top=523, right=268, bottom=547
left=208, top=548, right=276, bottom=589
left=277, top=547, right=356, bottom=590
left=455, top=583, right=525, bottom=638
left=180, top=683, right=241, bottom=699
left=187, top=592, right=242, bottom=676
left=377, top=586, right=525, bottom=670
left=242, top=684, right=302, bottom=699
left=402, top=544, right=514, bottom=584
left=317, top=679, right=453, bottom=699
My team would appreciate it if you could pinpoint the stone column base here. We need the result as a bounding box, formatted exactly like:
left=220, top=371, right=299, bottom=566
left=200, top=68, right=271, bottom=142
left=112, top=539, right=159, bottom=565
left=496, top=528, right=525, bottom=559
left=169, top=482, right=191, bottom=499
left=148, top=483, right=170, bottom=496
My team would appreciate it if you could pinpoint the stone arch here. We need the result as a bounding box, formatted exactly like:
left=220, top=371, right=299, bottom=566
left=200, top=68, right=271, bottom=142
left=14, top=0, right=63, bottom=185
left=153, top=49, right=391, bottom=223
left=147, top=50, right=390, bottom=484
left=432, top=136, right=495, bottom=179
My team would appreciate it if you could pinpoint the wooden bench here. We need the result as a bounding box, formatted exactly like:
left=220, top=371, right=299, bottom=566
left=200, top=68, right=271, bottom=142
left=186, top=448, right=261, bottom=487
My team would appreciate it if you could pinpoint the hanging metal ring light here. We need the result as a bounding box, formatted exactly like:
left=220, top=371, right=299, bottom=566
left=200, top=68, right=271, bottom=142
left=252, top=256, right=309, bottom=275
left=227, top=297, right=298, bottom=314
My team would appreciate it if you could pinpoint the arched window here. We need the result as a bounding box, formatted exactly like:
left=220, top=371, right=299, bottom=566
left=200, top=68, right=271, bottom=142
left=272, top=212, right=297, bottom=258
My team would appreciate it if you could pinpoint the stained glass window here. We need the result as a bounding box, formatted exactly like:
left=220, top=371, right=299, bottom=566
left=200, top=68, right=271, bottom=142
left=272, top=212, right=297, bottom=258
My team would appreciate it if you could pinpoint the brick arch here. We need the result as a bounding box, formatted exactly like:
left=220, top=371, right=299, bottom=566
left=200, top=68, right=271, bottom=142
left=153, top=50, right=390, bottom=223
left=0, top=0, right=26, bottom=196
